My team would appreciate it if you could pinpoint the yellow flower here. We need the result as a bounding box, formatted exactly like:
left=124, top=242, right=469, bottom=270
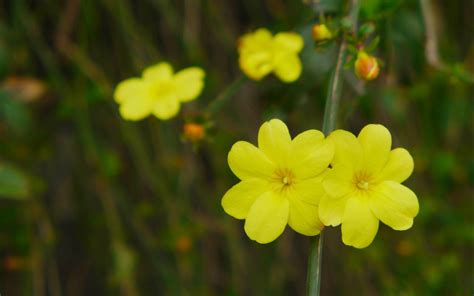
left=238, top=28, right=304, bottom=83
left=114, top=62, right=205, bottom=121
left=222, top=119, right=334, bottom=243
left=354, top=51, right=380, bottom=81
left=319, top=124, right=419, bottom=249
left=311, top=24, right=333, bottom=41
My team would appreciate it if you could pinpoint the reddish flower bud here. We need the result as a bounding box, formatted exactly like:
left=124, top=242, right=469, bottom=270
left=183, top=123, right=205, bottom=142
left=354, top=51, right=380, bottom=81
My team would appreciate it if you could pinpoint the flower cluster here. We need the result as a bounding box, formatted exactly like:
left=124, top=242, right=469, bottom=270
left=113, top=26, right=408, bottom=249
left=114, top=28, right=305, bottom=121
left=222, top=119, right=419, bottom=248
left=113, top=26, right=383, bottom=122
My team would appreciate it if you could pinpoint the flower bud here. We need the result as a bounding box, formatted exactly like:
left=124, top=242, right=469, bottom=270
left=183, top=123, right=205, bottom=142
left=354, top=51, right=380, bottom=80
left=311, top=24, right=333, bottom=41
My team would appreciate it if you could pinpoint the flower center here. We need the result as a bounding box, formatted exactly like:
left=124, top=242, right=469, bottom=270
left=356, top=180, right=369, bottom=190
left=151, top=80, right=175, bottom=100
left=353, top=171, right=373, bottom=191
left=272, top=168, right=295, bottom=190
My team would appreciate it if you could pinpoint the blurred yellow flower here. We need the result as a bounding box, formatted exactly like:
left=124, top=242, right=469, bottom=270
left=311, top=24, right=333, bottom=41
left=114, top=62, right=205, bottom=121
left=319, top=124, right=419, bottom=249
left=238, top=28, right=304, bottom=83
left=354, top=51, right=380, bottom=81
left=222, top=119, right=334, bottom=243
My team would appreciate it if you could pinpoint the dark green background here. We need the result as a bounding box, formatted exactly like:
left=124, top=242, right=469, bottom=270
left=0, top=0, right=472, bottom=295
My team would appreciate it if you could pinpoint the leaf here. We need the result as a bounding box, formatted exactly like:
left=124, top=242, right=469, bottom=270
left=0, top=164, right=29, bottom=200
left=358, top=23, right=376, bottom=38
left=0, top=92, right=32, bottom=136
left=365, top=36, right=381, bottom=52
left=347, top=44, right=359, bottom=55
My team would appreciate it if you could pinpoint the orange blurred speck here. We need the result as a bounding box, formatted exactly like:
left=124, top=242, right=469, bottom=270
left=396, top=240, right=415, bottom=256
left=176, top=236, right=192, bottom=253
left=2, top=77, right=47, bottom=102
left=183, top=123, right=205, bottom=142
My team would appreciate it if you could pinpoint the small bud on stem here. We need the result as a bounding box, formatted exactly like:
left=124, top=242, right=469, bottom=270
left=354, top=51, right=380, bottom=80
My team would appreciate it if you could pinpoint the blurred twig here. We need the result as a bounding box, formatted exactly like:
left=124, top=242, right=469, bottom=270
left=55, top=0, right=112, bottom=94
left=419, top=0, right=445, bottom=70
left=420, top=0, right=474, bottom=83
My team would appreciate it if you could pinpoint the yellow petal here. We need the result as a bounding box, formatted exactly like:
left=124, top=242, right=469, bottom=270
left=228, top=141, right=275, bottom=180
left=258, top=119, right=291, bottom=165
left=152, top=95, right=180, bottom=120
left=290, top=130, right=334, bottom=179
left=376, top=148, right=414, bottom=183
left=238, top=28, right=272, bottom=55
left=249, top=28, right=273, bottom=45
left=142, top=62, right=173, bottom=82
left=116, top=80, right=154, bottom=120
left=114, top=78, right=147, bottom=104
left=173, top=67, right=205, bottom=102
left=318, top=194, right=349, bottom=226
left=369, top=181, right=419, bottom=230
left=274, top=32, right=304, bottom=53
left=221, top=179, right=271, bottom=219
left=293, top=129, right=325, bottom=144
left=293, top=175, right=326, bottom=206
left=328, top=129, right=362, bottom=170
left=288, top=194, right=323, bottom=236
left=119, top=99, right=153, bottom=120
left=273, top=53, right=302, bottom=83
left=323, top=166, right=354, bottom=198
left=244, top=191, right=289, bottom=243
left=341, top=197, right=379, bottom=248
left=239, top=51, right=273, bottom=80
left=238, top=28, right=275, bottom=80
left=358, top=124, right=392, bottom=174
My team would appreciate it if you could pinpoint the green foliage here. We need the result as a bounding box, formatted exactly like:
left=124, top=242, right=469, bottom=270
left=0, top=164, right=29, bottom=199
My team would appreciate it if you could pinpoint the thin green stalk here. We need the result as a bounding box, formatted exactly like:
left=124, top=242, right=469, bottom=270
left=322, top=40, right=348, bottom=134
left=306, top=1, right=360, bottom=295
left=306, top=231, right=324, bottom=296
left=205, top=75, right=247, bottom=115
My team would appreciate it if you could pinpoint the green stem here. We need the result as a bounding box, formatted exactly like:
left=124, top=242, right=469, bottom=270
left=205, top=75, right=247, bottom=115
left=306, top=232, right=324, bottom=296
left=306, top=1, right=360, bottom=295
left=322, top=40, right=348, bottom=134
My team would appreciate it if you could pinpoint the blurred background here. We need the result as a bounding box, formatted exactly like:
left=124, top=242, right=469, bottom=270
left=0, top=0, right=473, bottom=295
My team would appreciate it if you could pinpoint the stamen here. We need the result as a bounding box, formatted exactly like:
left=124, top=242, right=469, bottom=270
left=273, top=168, right=294, bottom=188
left=357, top=181, right=369, bottom=190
